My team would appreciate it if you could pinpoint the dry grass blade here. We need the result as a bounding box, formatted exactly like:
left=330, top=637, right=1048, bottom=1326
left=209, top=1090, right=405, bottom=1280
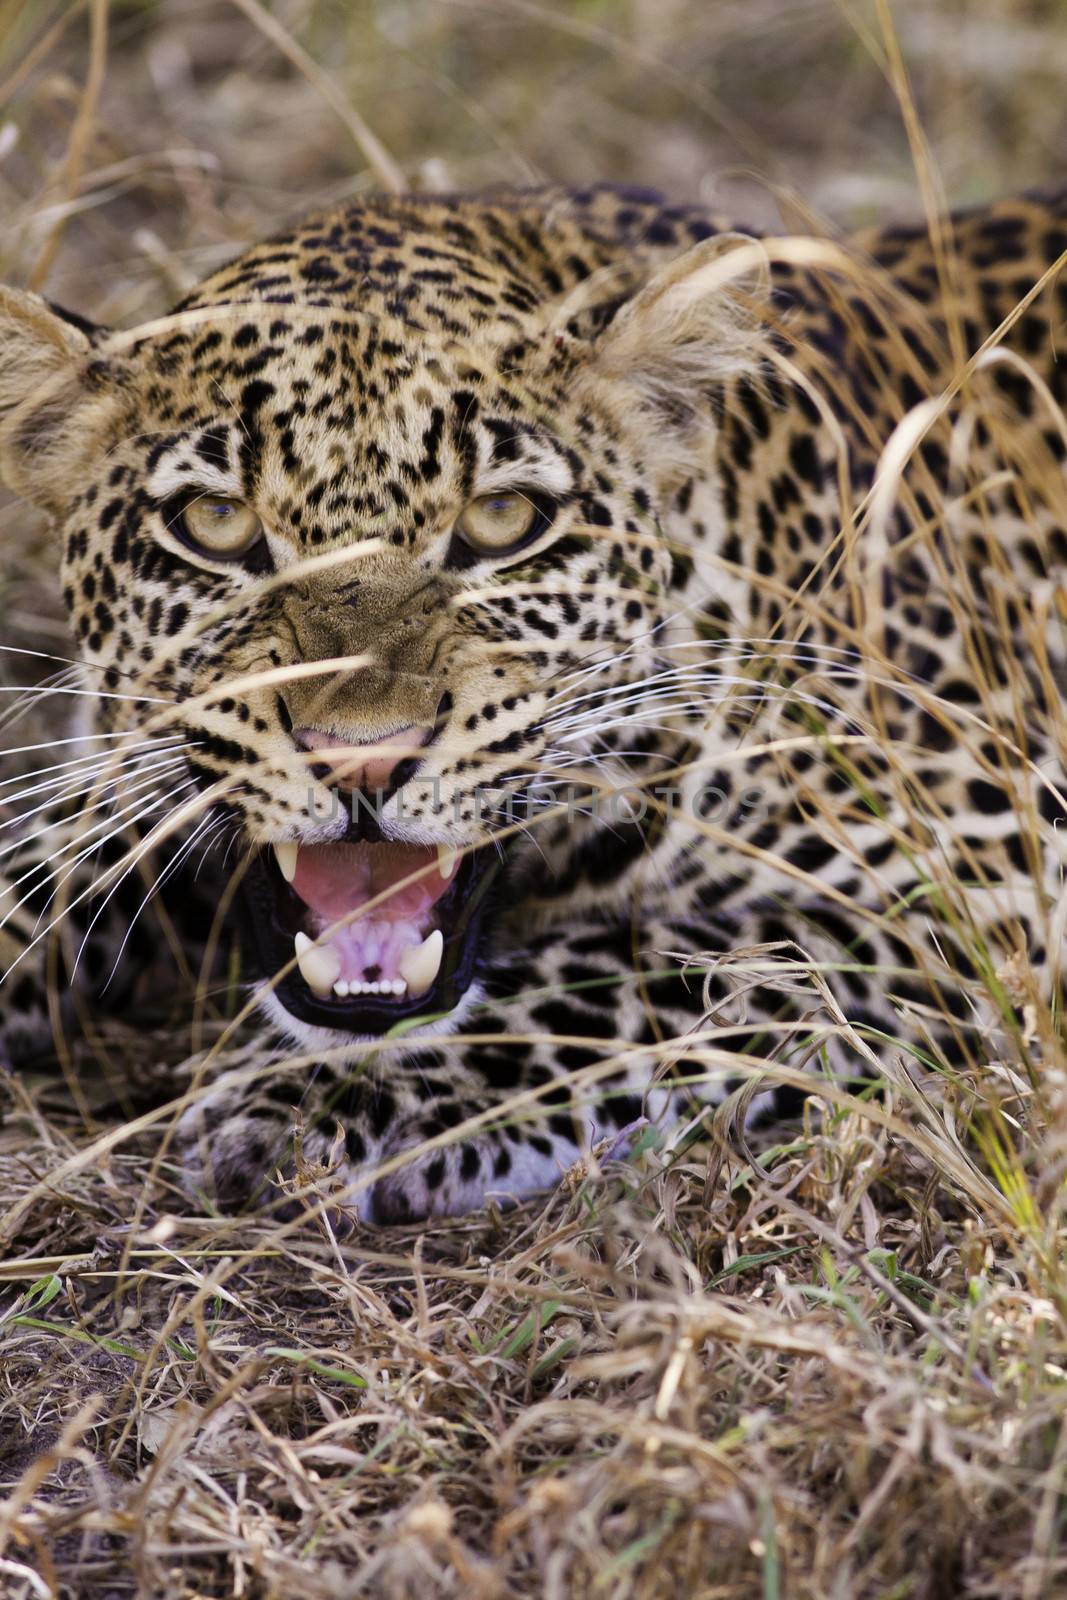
left=26, top=0, right=107, bottom=292
left=228, top=0, right=404, bottom=195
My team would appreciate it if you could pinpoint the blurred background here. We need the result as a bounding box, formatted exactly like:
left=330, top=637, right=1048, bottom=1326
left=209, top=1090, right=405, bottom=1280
left=1, top=0, right=1066, bottom=321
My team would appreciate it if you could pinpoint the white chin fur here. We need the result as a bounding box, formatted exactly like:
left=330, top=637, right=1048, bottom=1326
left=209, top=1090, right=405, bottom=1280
left=258, top=981, right=485, bottom=1056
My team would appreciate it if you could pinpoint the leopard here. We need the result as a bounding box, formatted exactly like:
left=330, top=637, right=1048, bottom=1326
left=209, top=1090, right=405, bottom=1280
left=1, top=182, right=1066, bottom=1224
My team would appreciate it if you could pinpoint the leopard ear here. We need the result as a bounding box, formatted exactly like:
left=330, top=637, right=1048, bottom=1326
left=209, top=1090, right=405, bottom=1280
left=0, top=287, right=123, bottom=512
left=564, top=235, right=769, bottom=444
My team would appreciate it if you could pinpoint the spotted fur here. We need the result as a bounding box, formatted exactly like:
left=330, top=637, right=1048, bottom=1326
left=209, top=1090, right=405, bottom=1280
left=1, top=184, right=1065, bottom=1221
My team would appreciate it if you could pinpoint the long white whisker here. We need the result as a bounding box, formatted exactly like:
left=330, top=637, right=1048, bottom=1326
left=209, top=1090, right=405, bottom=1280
left=542, top=659, right=869, bottom=729
left=542, top=654, right=865, bottom=726
left=546, top=630, right=866, bottom=700
left=192, top=814, right=233, bottom=881
left=0, top=778, right=228, bottom=984
left=0, top=668, right=82, bottom=737
left=0, top=685, right=172, bottom=705
left=93, top=813, right=215, bottom=991
left=0, top=645, right=174, bottom=684
left=0, top=791, right=179, bottom=946
left=0, top=764, right=193, bottom=929
left=0, top=754, right=192, bottom=864
left=69, top=783, right=206, bottom=977
left=0, top=740, right=190, bottom=808
left=1, top=801, right=187, bottom=957
left=549, top=688, right=847, bottom=743
left=0, top=730, right=173, bottom=759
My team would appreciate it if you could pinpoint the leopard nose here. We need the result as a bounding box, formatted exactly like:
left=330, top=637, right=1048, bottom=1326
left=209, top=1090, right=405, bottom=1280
left=293, top=725, right=430, bottom=795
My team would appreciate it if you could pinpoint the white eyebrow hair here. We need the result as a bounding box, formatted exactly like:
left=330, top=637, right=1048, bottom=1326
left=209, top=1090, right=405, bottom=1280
left=476, top=456, right=575, bottom=497
left=146, top=458, right=242, bottom=501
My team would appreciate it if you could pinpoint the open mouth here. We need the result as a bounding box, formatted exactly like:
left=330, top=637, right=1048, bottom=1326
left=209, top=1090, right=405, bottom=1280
left=242, top=838, right=503, bottom=1034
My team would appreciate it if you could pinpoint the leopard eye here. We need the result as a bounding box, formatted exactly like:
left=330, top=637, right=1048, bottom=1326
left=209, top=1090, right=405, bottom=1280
left=454, top=492, right=542, bottom=555
left=177, top=495, right=264, bottom=560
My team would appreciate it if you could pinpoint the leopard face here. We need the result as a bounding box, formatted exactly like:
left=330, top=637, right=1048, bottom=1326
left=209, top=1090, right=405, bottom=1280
left=0, top=191, right=746, bottom=1048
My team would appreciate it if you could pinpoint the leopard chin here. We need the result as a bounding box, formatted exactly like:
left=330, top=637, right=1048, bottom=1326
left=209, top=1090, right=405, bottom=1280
left=240, top=838, right=506, bottom=1037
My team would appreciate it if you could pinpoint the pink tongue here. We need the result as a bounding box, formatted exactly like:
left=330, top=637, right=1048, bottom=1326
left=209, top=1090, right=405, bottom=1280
left=291, top=842, right=447, bottom=925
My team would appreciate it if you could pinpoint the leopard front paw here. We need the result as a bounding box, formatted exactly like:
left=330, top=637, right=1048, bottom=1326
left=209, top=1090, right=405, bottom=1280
left=174, top=1074, right=584, bottom=1226
left=367, top=1117, right=579, bottom=1224
left=175, top=1076, right=293, bottom=1212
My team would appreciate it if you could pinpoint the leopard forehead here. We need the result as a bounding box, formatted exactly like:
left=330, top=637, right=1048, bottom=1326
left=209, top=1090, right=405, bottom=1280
left=60, top=194, right=714, bottom=647
left=73, top=290, right=668, bottom=656
left=135, top=329, right=586, bottom=552
left=93, top=199, right=668, bottom=553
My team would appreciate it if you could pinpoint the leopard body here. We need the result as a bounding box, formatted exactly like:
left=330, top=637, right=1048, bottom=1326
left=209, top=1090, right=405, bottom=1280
left=2, top=184, right=1065, bottom=1220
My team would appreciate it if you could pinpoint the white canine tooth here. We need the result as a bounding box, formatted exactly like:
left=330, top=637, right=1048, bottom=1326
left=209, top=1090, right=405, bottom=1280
left=397, top=928, right=444, bottom=999
left=437, top=843, right=458, bottom=880
left=274, top=842, right=299, bottom=883
left=294, top=930, right=342, bottom=997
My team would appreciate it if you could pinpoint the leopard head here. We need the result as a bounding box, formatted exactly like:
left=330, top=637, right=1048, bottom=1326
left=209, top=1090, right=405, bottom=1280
left=0, top=195, right=760, bottom=1047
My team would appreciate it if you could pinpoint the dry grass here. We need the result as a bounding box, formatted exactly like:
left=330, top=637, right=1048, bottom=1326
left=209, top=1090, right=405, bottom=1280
left=2, top=1034, right=1063, bottom=1600
left=3, top=3, right=1067, bottom=1597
